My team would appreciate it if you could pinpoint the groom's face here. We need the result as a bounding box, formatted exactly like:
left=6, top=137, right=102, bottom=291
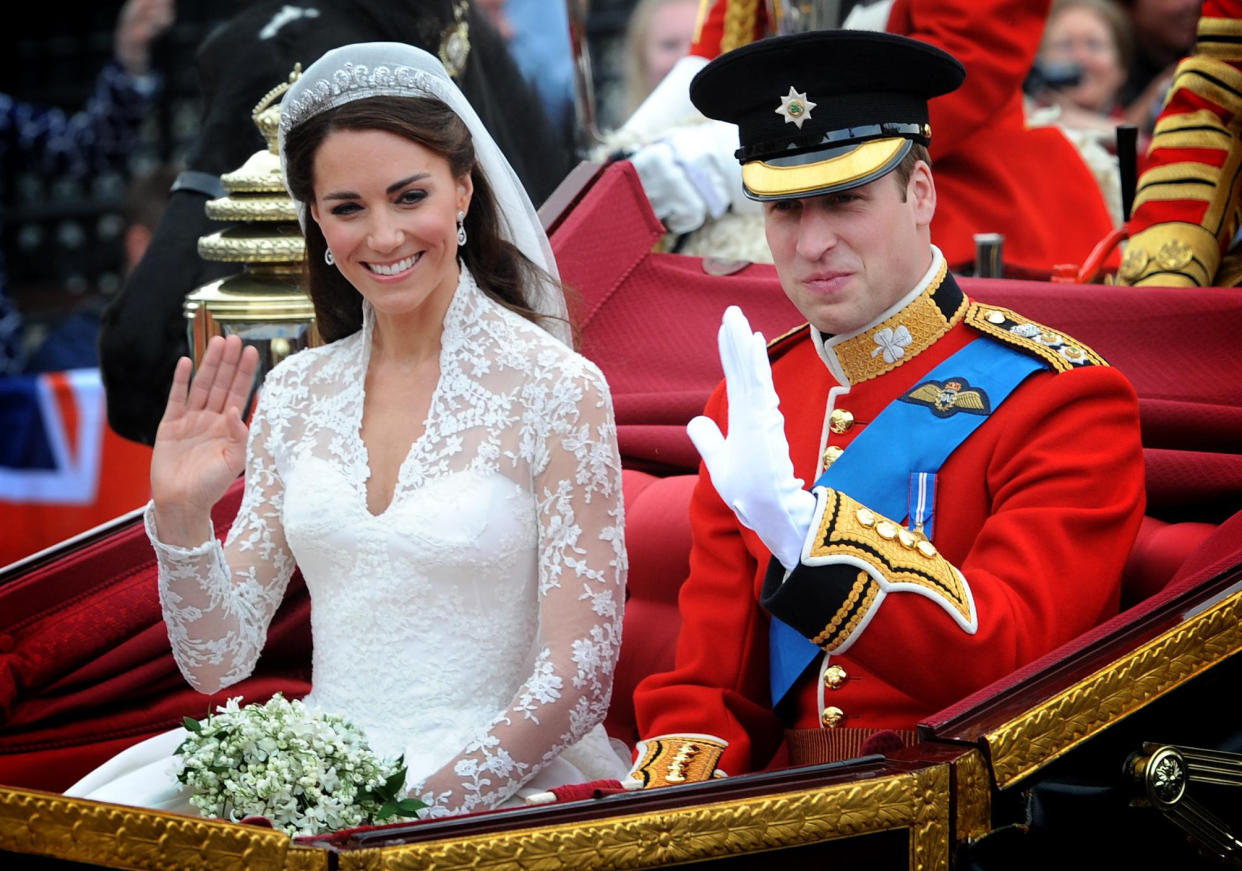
left=762, top=162, right=936, bottom=335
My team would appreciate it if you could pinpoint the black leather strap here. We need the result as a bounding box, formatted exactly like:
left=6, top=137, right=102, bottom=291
left=169, top=170, right=226, bottom=199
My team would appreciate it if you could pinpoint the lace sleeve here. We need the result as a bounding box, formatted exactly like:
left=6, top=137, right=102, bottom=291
left=149, top=385, right=297, bottom=695
left=412, top=360, right=627, bottom=816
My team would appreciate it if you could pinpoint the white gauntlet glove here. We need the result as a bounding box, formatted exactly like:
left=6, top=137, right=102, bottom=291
left=617, top=55, right=755, bottom=235
left=629, top=120, right=747, bottom=234
left=687, top=306, right=816, bottom=570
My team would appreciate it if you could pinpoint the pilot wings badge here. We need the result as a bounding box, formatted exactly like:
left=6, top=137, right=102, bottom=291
left=899, top=377, right=991, bottom=419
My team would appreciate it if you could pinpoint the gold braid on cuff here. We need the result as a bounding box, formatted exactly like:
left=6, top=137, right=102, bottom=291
left=631, top=734, right=728, bottom=787
left=804, top=489, right=972, bottom=651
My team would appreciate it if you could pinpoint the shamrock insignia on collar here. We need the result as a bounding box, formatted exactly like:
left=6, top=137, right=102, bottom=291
left=776, top=86, right=817, bottom=129
left=899, top=377, right=991, bottom=419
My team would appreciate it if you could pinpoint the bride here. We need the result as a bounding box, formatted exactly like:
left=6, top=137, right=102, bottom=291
left=67, top=41, right=629, bottom=820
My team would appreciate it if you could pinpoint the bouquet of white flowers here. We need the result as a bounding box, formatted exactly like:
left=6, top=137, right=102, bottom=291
left=174, top=693, right=426, bottom=837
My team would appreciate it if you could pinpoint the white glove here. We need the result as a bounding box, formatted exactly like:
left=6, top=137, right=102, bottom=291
left=687, top=306, right=816, bottom=570
left=629, top=120, right=745, bottom=234
left=841, top=0, right=896, bottom=31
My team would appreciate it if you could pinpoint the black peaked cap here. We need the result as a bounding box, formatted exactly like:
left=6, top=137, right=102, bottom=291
left=689, top=30, right=966, bottom=200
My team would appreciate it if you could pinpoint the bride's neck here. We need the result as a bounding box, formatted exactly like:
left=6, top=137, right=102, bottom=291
left=369, top=315, right=442, bottom=371
left=367, top=272, right=457, bottom=368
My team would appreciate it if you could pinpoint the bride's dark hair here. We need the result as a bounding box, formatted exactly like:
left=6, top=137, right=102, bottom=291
left=283, top=95, right=567, bottom=343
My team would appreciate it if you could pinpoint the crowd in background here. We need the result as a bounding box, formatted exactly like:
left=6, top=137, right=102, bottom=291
left=1030, top=0, right=1201, bottom=157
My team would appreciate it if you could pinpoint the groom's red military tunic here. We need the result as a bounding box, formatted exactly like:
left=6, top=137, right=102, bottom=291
left=631, top=260, right=1146, bottom=781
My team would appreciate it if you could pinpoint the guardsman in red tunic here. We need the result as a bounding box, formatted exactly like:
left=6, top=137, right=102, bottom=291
left=1119, top=0, right=1242, bottom=287
left=629, top=31, right=1146, bottom=786
left=623, top=0, right=1118, bottom=276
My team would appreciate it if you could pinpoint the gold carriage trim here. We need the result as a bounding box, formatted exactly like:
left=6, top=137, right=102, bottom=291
left=0, top=788, right=322, bottom=870
left=832, top=259, right=962, bottom=385
left=340, top=763, right=953, bottom=870
left=631, top=734, right=729, bottom=787
left=954, top=748, right=993, bottom=843
left=964, top=303, right=1106, bottom=371
left=805, top=489, right=972, bottom=651
left=984, top=584, right=1242, bottom=790
left=0, top=762, right=959, bottom=870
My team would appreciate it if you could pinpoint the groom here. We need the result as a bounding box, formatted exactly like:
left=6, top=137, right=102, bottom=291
left=629, top=30, right=1146, bottom=784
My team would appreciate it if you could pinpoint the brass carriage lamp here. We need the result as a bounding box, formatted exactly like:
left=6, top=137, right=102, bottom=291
left=184, top=66, right=320, bottom=382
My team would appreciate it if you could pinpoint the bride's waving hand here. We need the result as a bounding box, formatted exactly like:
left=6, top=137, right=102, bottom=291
left=150, top=336, right=259, bottom=545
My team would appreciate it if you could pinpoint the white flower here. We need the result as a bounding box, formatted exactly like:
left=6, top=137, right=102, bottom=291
left=174, top=693, right=420, bottom=837
left=871, top=326, right=913, bottom=363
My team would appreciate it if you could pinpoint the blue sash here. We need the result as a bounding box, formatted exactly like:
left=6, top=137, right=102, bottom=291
left=768, top=336, right=1046, bottom=706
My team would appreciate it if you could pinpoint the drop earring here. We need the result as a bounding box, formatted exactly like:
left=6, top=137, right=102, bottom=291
left=324, top=248, right=335, bottom=266
left=456, top=210, right=467, bottom=246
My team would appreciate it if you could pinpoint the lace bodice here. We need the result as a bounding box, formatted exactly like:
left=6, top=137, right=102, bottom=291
left=149, top=271, right=627, bottom=816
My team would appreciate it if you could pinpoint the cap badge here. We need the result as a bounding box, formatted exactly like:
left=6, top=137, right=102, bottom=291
left=776, top=86, right=817, bottom=129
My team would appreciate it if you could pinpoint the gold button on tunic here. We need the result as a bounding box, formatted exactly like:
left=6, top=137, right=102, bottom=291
left=829, top=409, right=855, bottom=433
left=823, top=664, right=848, bottom=690
left=821, top=705, right=846, bottom=728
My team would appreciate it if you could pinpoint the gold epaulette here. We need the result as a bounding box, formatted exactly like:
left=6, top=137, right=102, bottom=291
left=766, top=322, right=810, bottom=362
left=964, top=303, right=1107, bottom=372
left=630, top=734, right=728, bottom=787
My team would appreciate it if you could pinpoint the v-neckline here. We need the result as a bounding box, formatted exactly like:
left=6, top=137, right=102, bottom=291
left=353, top=291, right=458, bottom=520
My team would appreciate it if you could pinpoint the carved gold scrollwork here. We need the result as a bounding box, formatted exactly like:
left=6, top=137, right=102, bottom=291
left=336, top=767, right=951, bottom=870
left=953, top=749, right=992, bottom=843
left=3, top=766, right=959, bottom=869
left=985, top=590, right=1242, bottom=788
left=0, top=788, right=319, bottom=870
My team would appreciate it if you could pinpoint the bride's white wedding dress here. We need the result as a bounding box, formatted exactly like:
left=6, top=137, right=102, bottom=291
left=66, top=270, right=629, bottom=819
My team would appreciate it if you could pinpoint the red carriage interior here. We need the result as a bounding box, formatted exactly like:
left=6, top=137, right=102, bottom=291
left=2, top=162, right=1240, bottom=793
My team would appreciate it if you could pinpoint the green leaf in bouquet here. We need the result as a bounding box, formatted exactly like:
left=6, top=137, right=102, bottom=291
left=372, top=795, right=426, bottom=823
left=382, top=766, right=407, bottom=798
left=183, top=716, right=203, bottom=733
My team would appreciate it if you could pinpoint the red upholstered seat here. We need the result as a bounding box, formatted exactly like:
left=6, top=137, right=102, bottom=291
left=0, top=481, right=312, bottom=792
left=1120, top=517, right=1217, bottom=608
left=605, top=471, right=694, bottom=743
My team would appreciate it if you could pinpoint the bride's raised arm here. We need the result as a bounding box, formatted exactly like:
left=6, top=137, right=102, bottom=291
left=412, top=357, right=627, bottom=816
left=148, top=346, right=297, bottom=695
